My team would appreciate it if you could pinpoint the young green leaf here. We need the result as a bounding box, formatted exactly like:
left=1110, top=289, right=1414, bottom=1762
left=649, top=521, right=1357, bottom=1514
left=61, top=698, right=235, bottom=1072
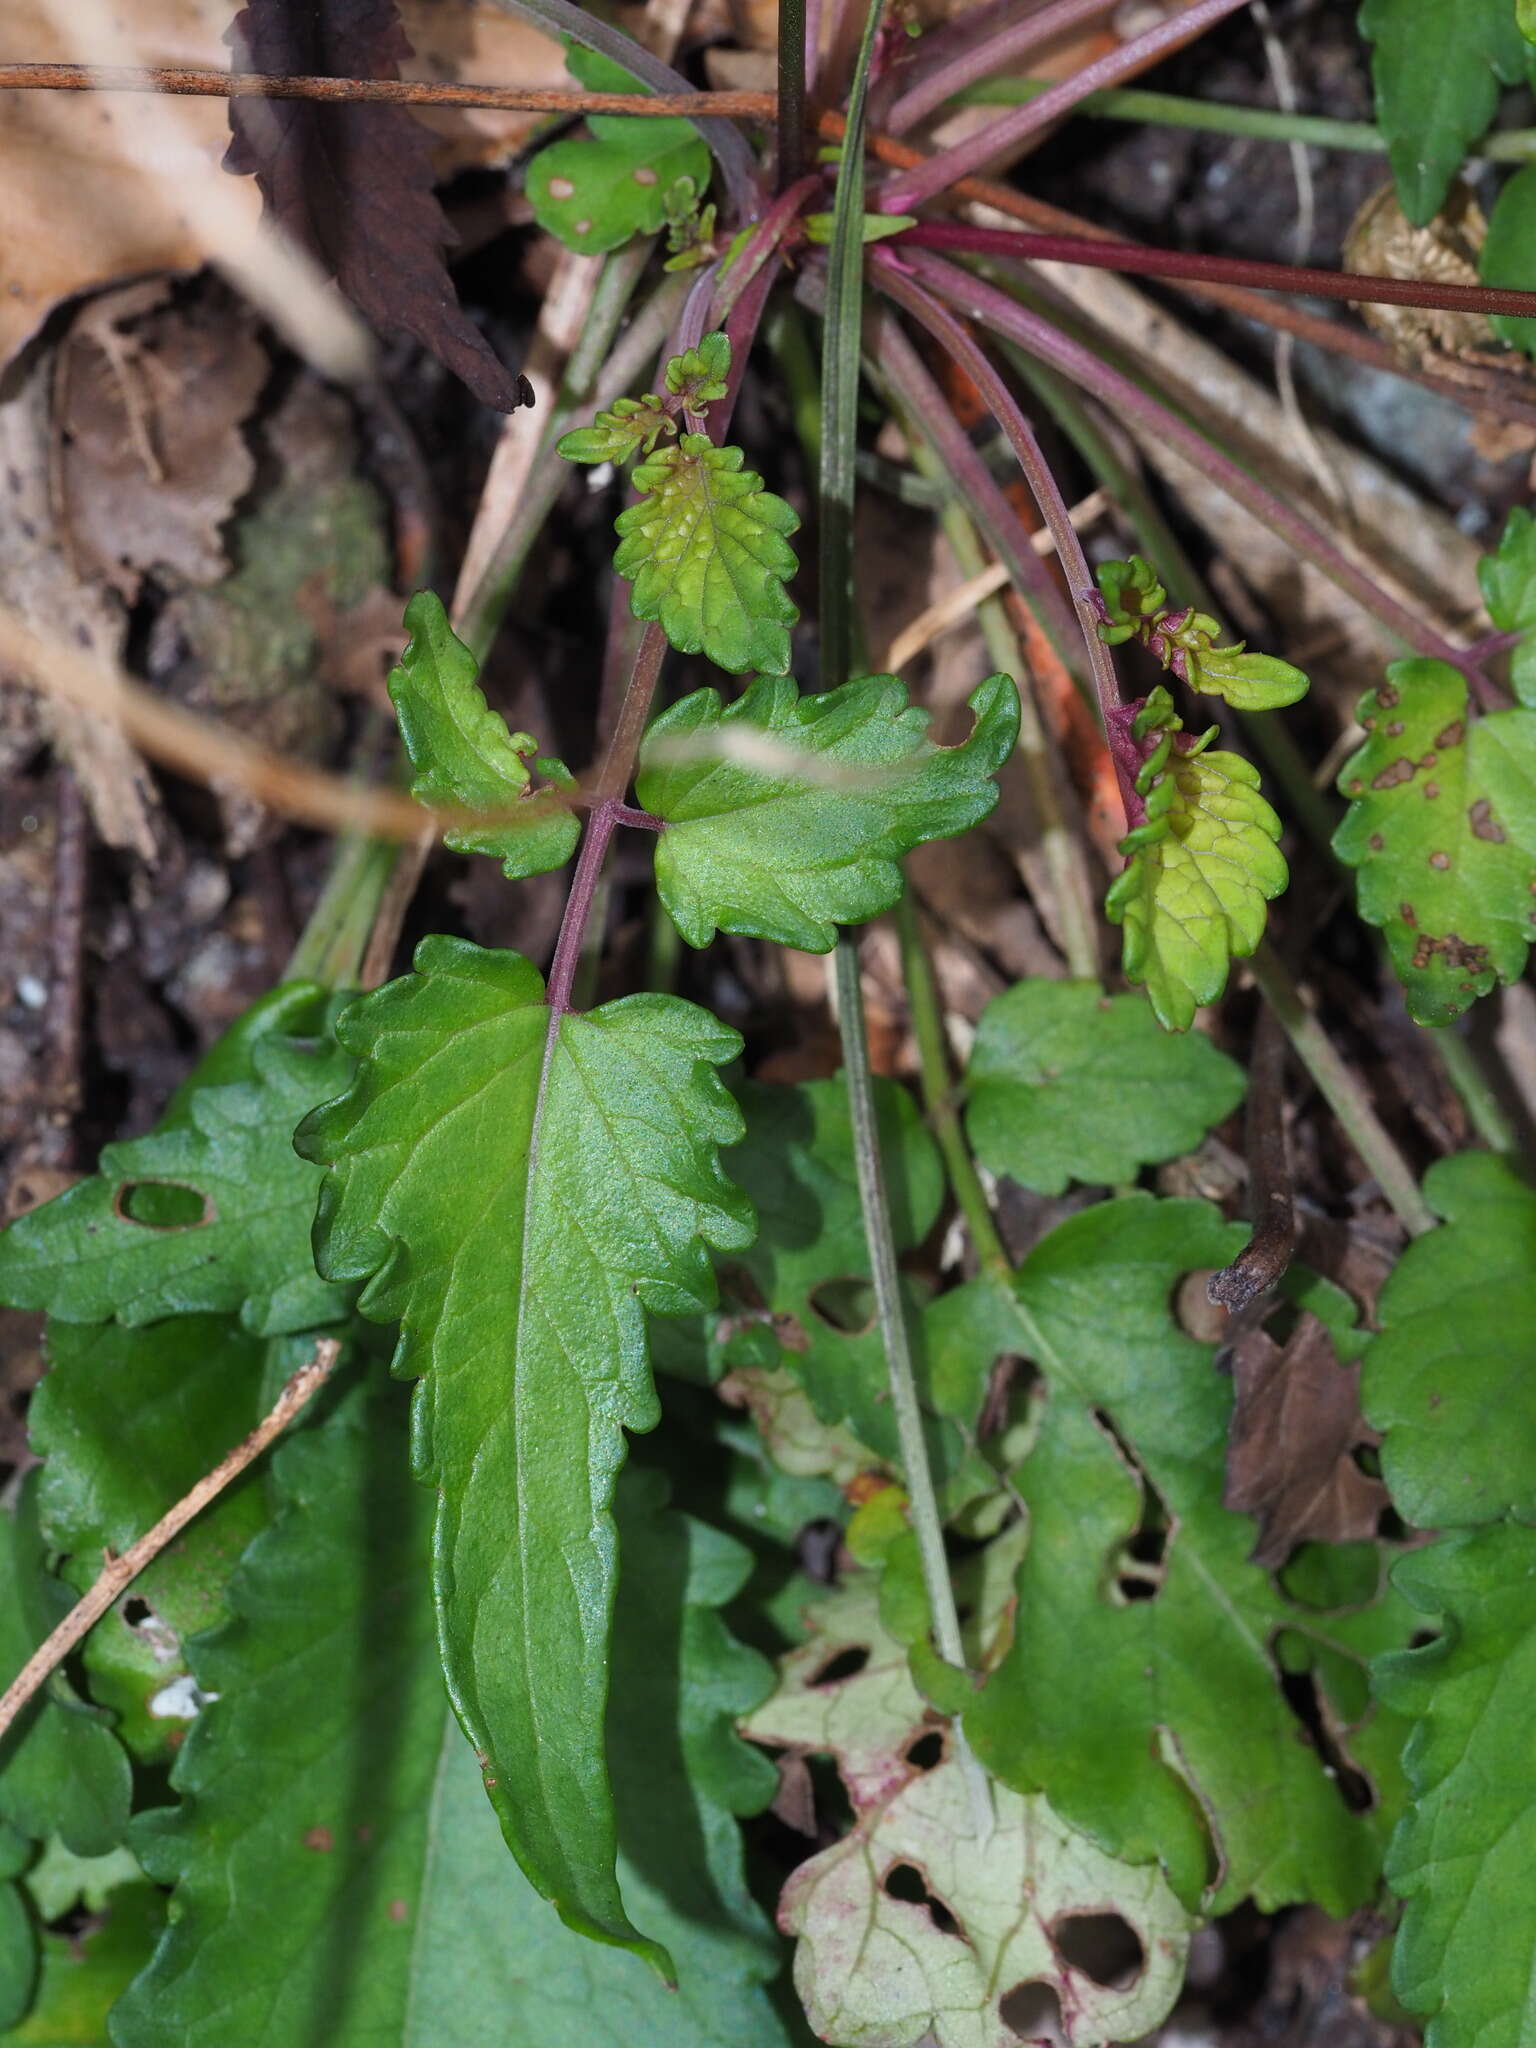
left=616, top=436, right=801, bottom=675
left=964, top=1196, right=1395, bottom=1914
left=0, top=987, right=353, bottom=1335
left=32, top=1317, right=279, bottom=1764
left=297, top=938, right=754, bottom=1970
left=114, top=1384, right=793, bottom=2046
left=1360, top=0, right=1526, bottom=225
left=664, top=331, right=731, bottom=412
left=388, top=592, right=580, bottom=879
left=638, top=672, right=1020, bottom=949
left=964, top=978, right=1245, bottom=1195
left=525, top=44, right=711, bottom=257
left=1093, top=556, right=1308, bottom=709
left=0, top=1488, right=131, bottom=1858
left=1333, top=660, right=1536, bottom=1025
left=1476, top=506, right=1536, bottom=700
left=1361, top=1152, right=1536, bottom=1530
left=1106, top=728, right=1288, bottom=1033
left=1184, top=644, right=1310, bottom=712
left=1374, top=1524, right=1536, bottom=2048
left=555, top=392, right=674, bottom=465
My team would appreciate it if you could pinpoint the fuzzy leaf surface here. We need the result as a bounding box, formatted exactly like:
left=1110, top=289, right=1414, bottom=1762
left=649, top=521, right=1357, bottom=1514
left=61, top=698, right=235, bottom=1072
left=33, top=1317, right=276, bottom=1764
left=1360, top=0, right=1525, bottom=224
left=1362, top=1151, right=1536, bottom=1529
left=1374, top=1524, right=1536, bottom=2048
left=387, top=592, right=579, bottom=879
left=1106, top=743, right=1287, bottom=1032
left=617, top=437, right=800, bottom=675
left=297, top=937, right=753, bottom=1966
left=964, top=1197, right=1391, bottom=1914
left=526, top=43, right=710, bottom=257
left=0, top=988, right=352, bottom=1335
left=964, top=978, right=1244, bottom=1195
left=1477, top=507, right=1536, bottom=698
left=639, top=673, right=1019, bottom=949
left=1333, top=660, right=1536, bottom=1025
left=113, top=1387, right=792, bottom=2047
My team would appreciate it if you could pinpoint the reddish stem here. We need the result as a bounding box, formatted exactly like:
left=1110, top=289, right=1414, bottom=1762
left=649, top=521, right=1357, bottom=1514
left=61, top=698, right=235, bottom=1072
left=890, top=0, right=1156, bottom=136
left=897, top=219, right=1536, bottom=323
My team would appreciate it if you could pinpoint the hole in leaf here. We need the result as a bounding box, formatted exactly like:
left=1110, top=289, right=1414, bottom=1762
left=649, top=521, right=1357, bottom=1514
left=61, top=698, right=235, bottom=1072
left=810, top=1646, right=869, bottom=1687
left=1050, top=1911, right=1145, bottom=1989
left=121, top=1597, right=152, bottom=1628
left=1092, top=1408, right=1172, bottom=1603
left=906, top=1729, right=944, bottom=1771
left=999, top=1981, right=1064, bottom=2040
left=114, top=1180, right=213, bottom=1229
left=1269, top=1647, right=1374, bottom=1812
left=1409, top=1628, right=1440, bottom=1651
left=807, top=1277, right=877, bottom=1336
left=883, top=1862, right=962, bottom=1938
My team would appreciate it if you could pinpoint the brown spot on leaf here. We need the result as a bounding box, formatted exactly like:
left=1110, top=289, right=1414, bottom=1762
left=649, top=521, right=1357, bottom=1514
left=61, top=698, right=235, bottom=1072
left=1429, top=851, right=1451, bottom=870
left=1369, top=832, right=1385, bottom=852
left=1371, top=758, right=1416, bottom=789
left=303, top=1826, right=334, bottom=1852
left=1386, top=720, right=1405, bottom=736
left=389, top=1899, right=409, bottom=1923
left=1424, top=782, right=1440, bottom=799
left=1377, top=681, right=1400, bottom=707
left=1412, top=932, right=1490, bottom=972
left=1400, top=903, right=1417, bottom=927
left=1469, top=799, right=1507, bottom=842
left=1436, top=721, right=1465, bottom=748
left=1419, top=753, right=1437, bottom=770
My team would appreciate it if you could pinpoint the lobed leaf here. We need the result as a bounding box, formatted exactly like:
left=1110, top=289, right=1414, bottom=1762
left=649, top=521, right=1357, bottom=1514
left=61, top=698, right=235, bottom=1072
left=0, top=986, right=353, bottom=1336
left=964, top=978, right=1244, bottom=1195
left=1374, top=1524, right=1536, bottom=2048
left=617, top=437, right=800, bottom=675
left=638, top=672, right=1020, bottom=949
left=665, top=332, right=731, bottom=412
left=297, top=937, right=754, bottom=1969
left=556, top=393, right=673, bottom=465
left=964, top=1197, right=1398, bottom=1914
left=1360, top=0, right=1526, bottom=225
left=1333, top=659, right=1536, bottom=1025
left=1106, top=737, right=1288, bottom=1033
left=1361, top=1151, right=1536, bottom=1530
left=112, top=1384, right=791, bottom=2046
left=387, top=592, right=580, bottom=879
left=526, top=44, right=710, bottom=257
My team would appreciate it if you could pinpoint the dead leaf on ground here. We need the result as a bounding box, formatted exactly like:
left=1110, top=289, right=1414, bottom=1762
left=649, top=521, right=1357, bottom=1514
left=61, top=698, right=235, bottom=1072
left=1224, top=1310, right=1388, bottom=1569
left=0, top=0, right=562, bottom=378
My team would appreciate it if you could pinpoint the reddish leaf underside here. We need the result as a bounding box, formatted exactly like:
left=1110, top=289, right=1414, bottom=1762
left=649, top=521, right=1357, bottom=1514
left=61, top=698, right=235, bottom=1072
left=225, top=0, right=532, bottom=411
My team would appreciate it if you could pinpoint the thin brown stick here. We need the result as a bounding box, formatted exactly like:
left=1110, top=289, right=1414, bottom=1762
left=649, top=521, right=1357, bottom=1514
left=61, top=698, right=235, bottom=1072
left=0, top=62, right=777, bottom=119
left=0, top=1338, right=341, bottom=1745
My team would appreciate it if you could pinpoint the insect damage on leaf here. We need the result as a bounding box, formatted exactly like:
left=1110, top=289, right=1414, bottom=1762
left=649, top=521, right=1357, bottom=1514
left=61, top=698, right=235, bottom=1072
left=638, top=672, right=1019, bottom=949
left=1095, top=556, right=1309, bottom=711
left=297, top=937, right=754, bottom=1973
left=224, top=0, right=531, bottom=411
left=388, top=592, right=580, bottom=879
left=526, top=42, right=711, bottom=258
left=1105, top=689, right=1288, bottom=1032
left=1333, top=659, right=1536, bottom=1025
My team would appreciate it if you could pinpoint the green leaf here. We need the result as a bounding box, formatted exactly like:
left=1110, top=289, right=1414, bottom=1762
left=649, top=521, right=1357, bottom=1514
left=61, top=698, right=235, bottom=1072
left=1333, top=659, right=1536, bottom=1024
left=1106, top=735, right=1288, bottom=1033
left=112, top=1384, right=795, bottom=2046
left=0, top=989, right=352, bottom=1336
left=616, top=436, right=800, bottom=675
left=744, top=1549, right=1193, bottom=2046
left=524, top=44, right=710, bottom=257
left=664, top=332, right=732, bottom=411
left=31, top=1317, right=279, bottom=1764
left=1374, top=1523, right=1536, bottom=2048
left=964, top=978, right=1245, bottom=1195
left=556, top=392, right=674, bottom=464
left=1185, top=644, right=1311, bottom=711
left=21, top=1836, right=143, bottom=1921
left=6, top=1883, right=162, bottom=2043
left=1481, top=160, right=1536, bottom=356
left=297, top=937, right=754, bottom=1969
left=1362, top=1151, right=1536, bottom=1529
left=638, top=672, right=1020, bottom=949
left=1361, top=0, right=1526, bottom=224
left=1477, top=506, right=1536, bottom=702
left=0, top=1877, right=35, bottom=2031
left=964, top=1196, right=1394, bottom=1914
left=1523, top=0, right=1536, bottom=45
left=801, top=210, right=916, bottom=243
left=0, top=1488, right=131, bottom=1858
left=387, top=593, right=580, bottom=879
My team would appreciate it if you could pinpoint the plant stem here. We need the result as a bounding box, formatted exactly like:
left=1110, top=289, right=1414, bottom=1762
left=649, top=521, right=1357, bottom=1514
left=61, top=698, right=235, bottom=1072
left=1249, top=943, right=1435, bottom=1237
left=284, top=830, right=402, bottom=990
left=896, top=893, right=1011, bottom=1285
left=777, top=0, right=808, bottom=187
left=1427, top=1025, right=1521, bottom=1156
left=832, top=939, right=980, bottom=1695
left=890, top=0, right=1162, bottom=134
left=879, top=0, right=1252, bottom=214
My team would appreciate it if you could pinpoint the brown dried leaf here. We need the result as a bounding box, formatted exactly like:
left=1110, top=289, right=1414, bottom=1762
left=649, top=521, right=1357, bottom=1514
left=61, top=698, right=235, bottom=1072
left=225, top=0, right=532, bottom=412
left=1224, top=1311, right=1389, bottom=1569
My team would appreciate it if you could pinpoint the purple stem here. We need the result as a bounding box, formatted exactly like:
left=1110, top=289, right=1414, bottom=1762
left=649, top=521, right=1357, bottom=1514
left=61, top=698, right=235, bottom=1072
left=885, top=0, right=1059, bottom=104
left=873, top=250, right=1136, bottom=815
left=890, top=0, right=1144, bottom=136
left=879, top=0, right=1252, bottom=213
left=897, top=245, right=1494, bottom=683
